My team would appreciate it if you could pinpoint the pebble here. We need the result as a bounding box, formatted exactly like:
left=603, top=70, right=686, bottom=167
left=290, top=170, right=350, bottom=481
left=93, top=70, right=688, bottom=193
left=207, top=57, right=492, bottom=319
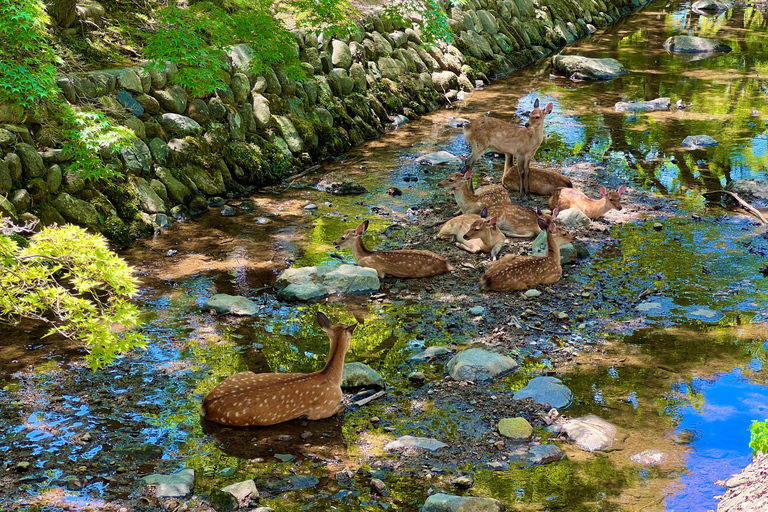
left=274, top=454, right=295, bottom=462
left=165, top=249, right=177, bottom=257
left=451, top=475, right=474, bottom=488
left=370, top=416, right=381, bottom=426
left=82, top=432, right=92, bottom=442
left=256, top=217, right=271, bottom=224
left=278, top=435, right=293, bottom=441
left=409, top=372, right=426, bottom=383
left=304, top=203, right=318, bottom=210
left=15, top=461, right=30, bottom=471
left=468, top=306, right=485, bottom=315
left=554, top=312, right=569, bottom=320
left=221, top=205, right=236, bottom=216
left=324, top=202, right=332, bottom=207
left=524, top=289, right=541, bottom=298
left=301, top=431, right=313, bottom=440
left=370, top=478, right=387, bottom=494
left=653, top=222, right=663, bottom=231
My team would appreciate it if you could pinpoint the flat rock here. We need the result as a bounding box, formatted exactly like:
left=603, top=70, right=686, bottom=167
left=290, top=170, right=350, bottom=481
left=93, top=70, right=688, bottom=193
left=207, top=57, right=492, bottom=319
left=141, top=468, right=195, bottom=498
left=630, top=449, right=668, bottom=465
left=561, top=414, right=617, bottom=451
left=717, top=452, right=768, bottom=512
left=526, top=444, right=565, bottom=465
left=615, top=97, right=670, bottom=112
left=446, top=348, right=518, bottom=383
left=513, top=376, right=573, bottom=409
left=415, top=151, right=463, bottom=166
left=253, top=475, right=319, bottom=497
left=384, top=435, right=448, bottom=452
left=342, top=362, right=385, bottom=390
left=275, top=264, right=380, bottom=301
left=682, top=134, right=719, bottom=148
left=408, top=345, right=452, bottom=362
left=552, top=55, right=628, bottom=81
left=421, top=493, right=504, bottom=512
left=203, top=294, right=259, bottom=316
left=663, top=35, right=731, bottom=53
left=157, top=114, right=203, bottom=138
left=316, top=172, right=368, bottom=195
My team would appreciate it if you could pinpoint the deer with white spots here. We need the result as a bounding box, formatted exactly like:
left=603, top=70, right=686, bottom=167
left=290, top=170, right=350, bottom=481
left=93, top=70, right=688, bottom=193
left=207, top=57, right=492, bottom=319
left=201, top=312, right=356, bottom=427
left=487, top=204, right=553, bottom=238
left=437, top=206, right=489, bottom=242
left=438, top=171, right=511, bottom=215
left=460, top=215, right=506, bottom=260
left=334, top=220, right=452, bottom=278
left=501, top=164, right=572, bottom=196
left=548, top=185, right=627, bottom=219
left=462, top=98, right=554, bottom=197
left=480, top=214, right=574, bottom=291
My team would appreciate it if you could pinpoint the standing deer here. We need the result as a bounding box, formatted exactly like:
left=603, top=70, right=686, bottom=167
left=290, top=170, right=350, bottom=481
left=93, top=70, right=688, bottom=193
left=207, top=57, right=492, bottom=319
left=480, top=214, right=574, bottom=291
left=201, top=312, right=356, bottom=426
left=460, top=216, right=506, bottom=259
left=549, top=185, right=627, bottom=219
left=487, top=204, right=552, bottom=238
left=438, top=171, right=511, bottom=214
left=334, top=220, right=452, bottom=278
left=501, top=164, right=572, bottom=196
left=462, top=98, right=554, bottom=197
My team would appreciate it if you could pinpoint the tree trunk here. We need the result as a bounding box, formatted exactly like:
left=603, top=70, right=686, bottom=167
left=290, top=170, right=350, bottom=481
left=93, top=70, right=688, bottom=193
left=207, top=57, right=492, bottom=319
left=50, top=0, right=78, bottom=29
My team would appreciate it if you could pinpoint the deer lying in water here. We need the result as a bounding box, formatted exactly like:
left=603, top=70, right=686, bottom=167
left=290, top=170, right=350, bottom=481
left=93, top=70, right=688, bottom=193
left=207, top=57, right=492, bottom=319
left=501, top=165, right=572, bottom=196
left=461, top=216, right=506, bottom=260
left=438, top=171, right=511, bottom=214
left=462, top=98, right=554, bottom=197
left=334, top=220, right=452, bottom=278
left=549, top=185, right=627, bottom=219
left=481, top=213, right=574, bottom=292
left=487, top=204, right=553, bottom=238
left=202, top=312, right=356, bottom=426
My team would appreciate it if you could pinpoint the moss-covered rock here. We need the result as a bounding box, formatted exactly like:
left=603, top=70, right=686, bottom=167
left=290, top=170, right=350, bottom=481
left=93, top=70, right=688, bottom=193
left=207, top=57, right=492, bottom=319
left=224, top=140, right=292, bottom=186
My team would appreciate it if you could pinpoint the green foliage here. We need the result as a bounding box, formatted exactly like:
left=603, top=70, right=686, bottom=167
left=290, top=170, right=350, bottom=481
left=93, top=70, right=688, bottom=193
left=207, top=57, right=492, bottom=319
left=61, top=106, right=135, bottom=180
left=382, top=0, right=462, bottom=44
left=750, top=419, right=768, bottom=455
left=0, top=0, right=56, bottom=109
left=289, top=0, right=358, bottom=36
left=225, top=140, right=291, bottom=185
left=0, top=221, right=146, bottom=370
left=145, top=1, right=304, bottom=96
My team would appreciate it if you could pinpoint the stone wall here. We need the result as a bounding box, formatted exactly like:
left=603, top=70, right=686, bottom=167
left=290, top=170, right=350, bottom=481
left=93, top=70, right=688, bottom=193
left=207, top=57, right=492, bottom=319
left=0, top=0, right=649, bottom=247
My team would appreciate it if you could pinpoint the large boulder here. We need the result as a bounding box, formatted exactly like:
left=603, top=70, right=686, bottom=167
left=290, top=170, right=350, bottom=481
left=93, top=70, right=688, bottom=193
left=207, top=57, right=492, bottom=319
left=275, top=264, right=380, bottom=301
left=0, top=196, right=18, bottom=222
left=446, top=348, right=518, bottom=382
left=421, top=493, right=504, bottom=512
left=331, top=40, right=352, bottom=69
left=153, top=84, right=188, bottom=113
left=0, top=160, right=11, bottom=195
left=342, top=362, right=385, bottom=390
left=120, top=138, right=153, bottom=175
left=16, top=143, right=45, bottom=180
left=731, top=179, right=768, bottom=199
left=157, top=114, right=204, bottom=138
left=155, top=167, right=193, bottom=205
left=513, top=376, right=573, bottom=409
left=203, top=294, right=259, bottom=316
left=682, top=134, right=719, bottom=148
left=663, top=36, right=731, bottom=53
left=52, top=193, right=99, bottom=231
left=691, top=0, right=733, bottom=11
left=186, top=165, right=226, bottom=196
left=273, top=116, right=303, bottom=153
left=134, top=177, right=166, bottom=214
left=615, top=97, right=671, bottom=112
left=560, top=415, right=617, bottom=452
left=552, top=55, right=628, bottom=80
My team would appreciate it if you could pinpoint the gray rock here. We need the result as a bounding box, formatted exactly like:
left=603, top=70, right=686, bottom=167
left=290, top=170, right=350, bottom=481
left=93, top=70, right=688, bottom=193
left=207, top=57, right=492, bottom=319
left=663, top=35, right=731, bottom=53
left=342, top=362, right=385, bottom=390
left=134, top=177, right=166, bottom=213
left=0, top=196, right=18, bottom=222
left=459, top=30, right=494, bottom=59
left=0, top=160, right=11, bottom=195
left=189, top=195, right=209, bottom=215
left=431, top=70, right=459, bottom=91
left=5, top=153, right=22, bottom=182
left=615, top=97, right=670, bottom=112
left=52, top=193, right=99, bottom=231
left=526, top=444, right=565, bottom=465
left=421, top=493, right=504, bottom=512
left=124, top=116, right=146, bottom=139
left=408, top=346, right=452, bottom=362
left=116, top=90, right=144, bottom=116
left=415, top=151, right=463, bottom=166
left=469, top=305, right=485, bottom=315
left=384, top=436, right=447, bottom=452
left=532, top=230, right=578, bottom=264
left=203, top=294, right=260, bottom=316
left=332, top=40, right=353, bottom=69
left=230, top=73, right=251, bottom=104
left=62, top=171, right=85, bottom=194
left=378, top=57, right=405, bottom=80
left=682, top=134, right=719, bottom=148
left=120, top=138, right=153, bottom=175
left=561, top=415, right=617, bottom=451
left=371, top=32, right=393, bottom=56
left=211, top=479, right=259, bottom=511
left=27, top=180, right=49, bottom=205
left=731, top=179, right=768, bottom=199
left=149, top=138, right=171, bottom=167
left=153, top=213, right=169, bottom=229
left=153, top=84, right=188, bottom=114
left=316, top=172, right=367, bottom=195
left=0, top=103, right=25, bottom=124
left=46, top=165, right=63, bottom=194
left=135, top=93, right=161, bottom=115
left=0, top=128, right=16, bottom=147
left=446, top=348, right=518, bottom=382
left=186, top=165, right=226, bottom=196
left=207, top=97, right=228, bottom=122
left=555, top=207, right=591, bottom=228
left=252, top=94, right=271, bottom=129
left=254, top=475, right=318, bottom=496
left=221, top=205, right=236, bottom=216
left=157, top=114, right=203, bottom=138
left=513, top=376, right=573, bottom=409
left=275, top=264, right=380, bottom=301
left=476, top=10, right=499, bottom=34
left=691, top=0, right=733, bottom=11
left=10, top=189, right=31, bottom=212
left=170, top=204, right=191, bottom=221
left=38, top=204, right=66, bottom=226
left=140, top=468, right=195, bottom=498
left=155, top=167, right=193, bottom=204
left=552, top=55, right=628, bottom=80
left=17, top=143, right=45, bottom=180
left=186, top=99, right=211, bottom=125
left=273, top=116, right=303, bottom=153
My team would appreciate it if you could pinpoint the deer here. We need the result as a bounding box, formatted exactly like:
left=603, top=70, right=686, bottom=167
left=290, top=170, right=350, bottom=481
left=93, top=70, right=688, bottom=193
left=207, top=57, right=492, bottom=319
left=334, top=220, right=453, bottom=278
left=437, top=207, right=488, bottom=241
left=487, top=204, right=553, bottom=238
left=480, top=213, right=575, bottom=292
left=201, top=312, right=356, bottom=427
left=501, top=164, right=572, bottom=196
left=460, top=216, right=506, bottom=260
left=462, top=98, right=554, bottom=197
left=549, top=185, right=628, bottom=220
left=438, top=171, right=511, bottom=215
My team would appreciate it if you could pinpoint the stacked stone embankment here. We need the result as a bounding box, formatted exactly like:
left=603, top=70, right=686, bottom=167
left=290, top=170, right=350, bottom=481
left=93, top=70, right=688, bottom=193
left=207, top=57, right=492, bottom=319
left=0, top=0, right=648, bottom=246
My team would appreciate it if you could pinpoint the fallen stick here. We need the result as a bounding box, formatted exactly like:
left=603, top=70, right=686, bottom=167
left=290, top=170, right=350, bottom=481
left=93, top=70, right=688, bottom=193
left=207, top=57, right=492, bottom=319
left=703, top=190, right=767, bottom=224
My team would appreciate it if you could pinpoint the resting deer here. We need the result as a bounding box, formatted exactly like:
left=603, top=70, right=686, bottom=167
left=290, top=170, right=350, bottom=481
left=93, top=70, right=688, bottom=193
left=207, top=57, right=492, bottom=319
left=438, top=171, right=511, bottom=215
left=487, top=204, right=552, bottom=238
left=461, top=216, right=506, bottom=259
left=334, top=220, right=452, bottom=278
left=481, top=214, right=574, bottom=291
left=437, top=207, right=487, bottom=241
left=549, top=185, right=627, bottom=219
left=462, top=98, right=554, bottom=197
left=501, top=165, right=572, bottom=196
left=202, top=312, right=356, bottom=426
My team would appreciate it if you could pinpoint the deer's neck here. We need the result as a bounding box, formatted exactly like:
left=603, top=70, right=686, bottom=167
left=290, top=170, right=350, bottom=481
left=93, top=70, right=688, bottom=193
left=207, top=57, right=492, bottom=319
left=349, top=237, right=374, bottom=262
left=546, top=231, right=562, bottom=266
left=454, top=183, right=479, bottom=211
left=321, top=337, right=349, bottom=384
left=583, top=196, right=611, bottom=218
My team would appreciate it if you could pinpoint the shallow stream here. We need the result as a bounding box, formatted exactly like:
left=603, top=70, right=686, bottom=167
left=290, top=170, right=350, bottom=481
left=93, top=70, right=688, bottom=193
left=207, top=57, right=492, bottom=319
left=2, top=0, right=768, bottom=510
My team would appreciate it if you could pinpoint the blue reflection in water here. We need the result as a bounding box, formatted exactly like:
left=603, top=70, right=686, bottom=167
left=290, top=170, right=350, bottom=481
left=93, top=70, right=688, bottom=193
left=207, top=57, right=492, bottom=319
left=665, top=369, right=768, bottom=511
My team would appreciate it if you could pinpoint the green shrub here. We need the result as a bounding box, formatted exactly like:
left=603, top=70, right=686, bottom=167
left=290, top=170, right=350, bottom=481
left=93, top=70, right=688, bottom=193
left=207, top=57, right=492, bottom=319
left=750, top=420, right=768, bottom=455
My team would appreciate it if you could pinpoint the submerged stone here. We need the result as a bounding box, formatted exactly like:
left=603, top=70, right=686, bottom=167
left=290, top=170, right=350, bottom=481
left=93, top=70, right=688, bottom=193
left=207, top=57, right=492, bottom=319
left=731, top=179, right=768, bottom=199
left=275, top=264, right=380, bottom=301
left=203, top=294, right=260, bottom=316
left=415, top=151, right=463, bottom=166
left=384, top=435, right=448, bottom=452
left=446, top=348, right=518, bottom=382
left=561, top=414, right=617, bottom=451
left=421, top=493, right=504, bottom=512
left=140, top=468, right=195, bottom=498
left=498, top=417, right=533, bottom=440
left=615, top=97, right=670, bottom=112
left=513, top=376, right=573, bottom=409
left=682, top=134, right=719, bottom=148
left=663, top=36, right=731, bottom=53
left=408, top=345, right=452, bottom=362
left=316, top=172, right=368, bottom=195
left=526, top=444, right=565, bottom=465
left=552, top=55, right=628, bottom=80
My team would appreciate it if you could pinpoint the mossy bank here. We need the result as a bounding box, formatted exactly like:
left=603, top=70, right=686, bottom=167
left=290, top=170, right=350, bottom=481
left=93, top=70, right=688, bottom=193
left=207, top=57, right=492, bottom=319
left=0, top=0, right=650, bottom=247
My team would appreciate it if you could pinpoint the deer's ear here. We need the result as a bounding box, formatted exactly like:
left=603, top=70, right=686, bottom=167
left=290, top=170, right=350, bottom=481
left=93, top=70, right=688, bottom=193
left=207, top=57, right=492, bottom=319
left=481, top=207, right=488, bottom=218
left=489, top=217, right=498, bottom=227
left=317, top=311, right=331, bottom=329
left=356, top=220, right=369, bottom=235
left=464, top=170, right=473, bottom=180
left=618, top=185, right=627, bottom=195
left=537, top=217, right=548, bottom=230
left=544, top=103, right=553, bottom=114
left=537, top=205, right=543, bottom=215
left=346, top=323, right=358, bottom=335
left=549, top=221, right=556, bottom=233
left=534, top=98, right=540, bottom=108
left=552, top=208, right=559, bottom=218
left=599, top=186, right=607, bottom=196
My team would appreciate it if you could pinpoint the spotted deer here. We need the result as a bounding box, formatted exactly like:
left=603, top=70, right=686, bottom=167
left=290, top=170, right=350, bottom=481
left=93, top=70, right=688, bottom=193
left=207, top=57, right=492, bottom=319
left=487, top=204, right=553, bottom=238
left=334, top=220, right=452, bottom=278
left=460, top=216, right=506, bottom=260
left=549, top=185, right=627, bottom=219
left=480, top=214, right=574, bottom=291
left=501, top=165, right=572, bottom=196
left=462, top=98, right=554, bottom=197
left=438, top=171, right=511, bottom=215
left=437, top=207, right=488, bottom=242
left=201, top=312, right=356, bottom=426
